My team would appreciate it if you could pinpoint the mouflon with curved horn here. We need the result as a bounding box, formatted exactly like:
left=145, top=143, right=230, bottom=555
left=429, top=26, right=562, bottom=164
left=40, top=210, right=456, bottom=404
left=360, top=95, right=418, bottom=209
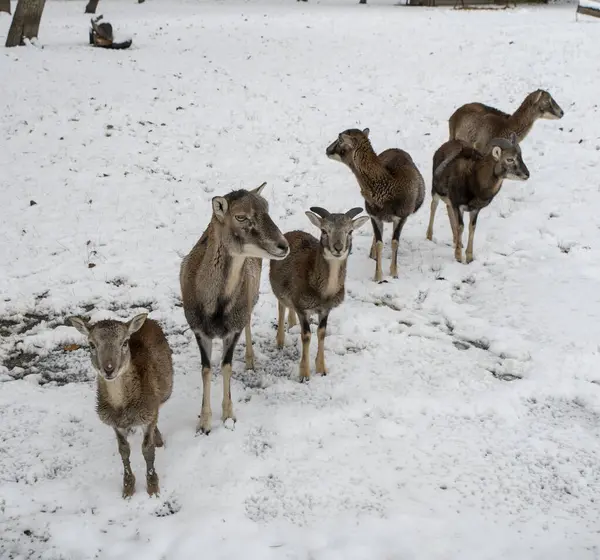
left=269, top=206, right=369, bottom=382
left=427, top=132, right=529, bottom=264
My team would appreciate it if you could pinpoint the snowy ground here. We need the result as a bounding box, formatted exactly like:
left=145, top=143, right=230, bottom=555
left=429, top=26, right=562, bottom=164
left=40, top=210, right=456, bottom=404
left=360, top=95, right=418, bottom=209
left=1, top=0, right=600, bottom=558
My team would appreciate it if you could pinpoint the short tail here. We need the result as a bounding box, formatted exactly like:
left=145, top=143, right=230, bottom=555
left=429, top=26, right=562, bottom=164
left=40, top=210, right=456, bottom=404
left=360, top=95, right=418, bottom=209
left=433, top=143, right=464, bottom=182
left=413, top=175, right=426, bottom=214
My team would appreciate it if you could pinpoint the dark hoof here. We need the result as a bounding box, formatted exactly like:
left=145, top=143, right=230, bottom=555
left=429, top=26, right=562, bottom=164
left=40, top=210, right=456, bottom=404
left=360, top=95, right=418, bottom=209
left=147, top=473, right=160, bottom=497
left=378, top=280, right=389, bottom=285
left=122, top=475, right=136, bottom=499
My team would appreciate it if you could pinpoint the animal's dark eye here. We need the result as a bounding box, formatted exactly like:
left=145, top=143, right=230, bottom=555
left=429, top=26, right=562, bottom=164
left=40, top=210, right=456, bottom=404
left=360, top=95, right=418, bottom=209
left=89, top=342, right=96, bottom=351
left=122, top=340, right=128, bottom=349
left=321, top=229, right=328, bottom=236
left=506, top=158, right=515, bottom=164
left=235, top=215, right=247, bottom=222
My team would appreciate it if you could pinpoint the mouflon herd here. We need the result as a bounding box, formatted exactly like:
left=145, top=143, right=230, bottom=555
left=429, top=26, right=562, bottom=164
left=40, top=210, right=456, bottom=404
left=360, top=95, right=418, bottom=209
left=66, top=89, right=564, bottom=497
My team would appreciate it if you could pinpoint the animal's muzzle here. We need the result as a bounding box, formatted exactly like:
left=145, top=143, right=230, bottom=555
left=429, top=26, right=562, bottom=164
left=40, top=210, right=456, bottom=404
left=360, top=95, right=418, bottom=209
left=325, top=141, right=338, bottom=157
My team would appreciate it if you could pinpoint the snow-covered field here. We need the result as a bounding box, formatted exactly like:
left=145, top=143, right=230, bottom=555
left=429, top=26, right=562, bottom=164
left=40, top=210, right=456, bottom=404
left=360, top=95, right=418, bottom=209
left=1, top=0, right=599, bottom=558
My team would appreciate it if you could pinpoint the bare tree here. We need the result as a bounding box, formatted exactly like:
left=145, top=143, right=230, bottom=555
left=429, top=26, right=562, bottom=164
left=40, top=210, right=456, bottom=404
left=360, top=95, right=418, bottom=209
left=85, top=0, right=99, bottom=14
left=0, top=0, right=11, bottom=15
left=5, top=0, right=45, bottom=47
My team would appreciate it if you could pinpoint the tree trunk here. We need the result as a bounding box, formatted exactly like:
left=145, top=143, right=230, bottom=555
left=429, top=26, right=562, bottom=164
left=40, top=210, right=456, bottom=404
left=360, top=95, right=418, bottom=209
left=85, top=0, right=99, bottom=14
left=0, top=0, right=11, bottom=15
left=5, top=0, right=46, bottom=47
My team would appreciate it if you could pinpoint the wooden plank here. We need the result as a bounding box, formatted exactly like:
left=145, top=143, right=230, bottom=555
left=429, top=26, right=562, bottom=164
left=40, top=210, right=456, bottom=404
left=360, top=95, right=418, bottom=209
left=577, top=5, right=600, bottom=17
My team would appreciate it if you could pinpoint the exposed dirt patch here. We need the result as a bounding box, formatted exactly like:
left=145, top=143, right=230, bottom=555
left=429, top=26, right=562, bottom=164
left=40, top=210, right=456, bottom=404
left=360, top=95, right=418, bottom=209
left=1, top=300, right=159, bottom=385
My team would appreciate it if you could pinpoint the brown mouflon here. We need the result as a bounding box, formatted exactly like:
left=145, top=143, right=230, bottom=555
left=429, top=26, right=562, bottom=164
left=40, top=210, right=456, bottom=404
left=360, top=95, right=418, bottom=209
left=179, top=183, right=289, bottom=435
left=449, top=89, right=564, bottom=153
left=67, top=313, right=173, bottom=499
left=269, top=206, right=369, bottom=382
left=427, top=132, right=530, bottom=263
left=326, top=128, right=425, bottom=283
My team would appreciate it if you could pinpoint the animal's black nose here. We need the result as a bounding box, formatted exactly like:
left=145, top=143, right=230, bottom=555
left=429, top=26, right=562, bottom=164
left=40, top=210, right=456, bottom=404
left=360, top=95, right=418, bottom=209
left=104, top=363, right=114, bottom=374
left=334, top=242, right=343, bottom=252
left=277, top=242, right=288, bottom=252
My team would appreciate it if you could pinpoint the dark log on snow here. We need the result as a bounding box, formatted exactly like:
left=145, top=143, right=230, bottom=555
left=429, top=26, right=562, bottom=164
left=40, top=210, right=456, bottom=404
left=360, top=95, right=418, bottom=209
left=5, top=0, right=46, bottom=47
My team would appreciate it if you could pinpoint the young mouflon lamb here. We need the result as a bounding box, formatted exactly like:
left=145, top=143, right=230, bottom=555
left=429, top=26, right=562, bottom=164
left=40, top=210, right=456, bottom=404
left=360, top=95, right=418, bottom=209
left=67, top=313, right=173, bottom=498
left=427, top=133, right=530, bottom=263
left=326, top=128, right=425, bottom=283
left=269, top=206, right=369, bottom=382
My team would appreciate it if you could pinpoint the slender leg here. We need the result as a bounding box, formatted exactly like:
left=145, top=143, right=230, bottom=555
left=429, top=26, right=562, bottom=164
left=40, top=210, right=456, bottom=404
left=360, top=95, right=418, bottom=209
left=453, top=206, right=464, bottom=263
left=244, top=321, right=255, bottom=370
left=298, top=312, right=311, bottom=382
left=276, top=300, right=286, bottom=349
left=142, top=421, right=159, bottom=496
left=221, top=331, right=241, bottom=425
left=390, top=216, right=408, bottom=278
left=369, top=218, right=383, bottom=260
left=371, top=217, right=384, bottom=282
left=426, top=194, right=440, bottom=241
left=154, top=426, right=164, bottom=448
left=287, top=308, right=298, bottom=330
left=445, top=203, right=458, bottom=246
left=315, top=311, right=329, bottom=375
left=195, top=332, right=213, bottom=435
left=369, top=235, right=376, bottom=260
left=115, top=428, right=135, bottom=499
left=466, top=209, right=480, bottom=264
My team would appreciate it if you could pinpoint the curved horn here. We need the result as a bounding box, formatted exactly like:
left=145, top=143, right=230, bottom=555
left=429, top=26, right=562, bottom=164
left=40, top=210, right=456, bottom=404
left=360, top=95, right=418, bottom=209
left=345, top=207, right=364, bottom=219
left=309, top=206, right=331, bottom=218
left=489, top=137, right=513, bottom=150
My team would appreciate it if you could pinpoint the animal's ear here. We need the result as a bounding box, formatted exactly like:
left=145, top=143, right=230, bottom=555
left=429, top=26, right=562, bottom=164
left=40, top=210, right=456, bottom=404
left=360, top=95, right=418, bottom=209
left=127, top=313, right=148, bottom=335
left=251, top=182, right=267, bottom=196
left=67, top=316, right=90, bottom=337
left=509, top=131, right=518, bottom=146
left=362, top=128, right=370, bottom=138
left=212, top=196, right=228, bottom=222
left=340, top=133, right=352, bottom=144
left=352, top=216, right=370, bottom=230
left=534, top=90, right=543, bottom=104
left=305, top=211, right=323, bottom=229
left=492, top=146, right=502, bottom=161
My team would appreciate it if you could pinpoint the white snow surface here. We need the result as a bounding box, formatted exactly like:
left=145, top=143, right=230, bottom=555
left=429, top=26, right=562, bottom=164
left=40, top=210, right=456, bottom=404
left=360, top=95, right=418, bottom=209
left=1, top=1, right=600, bottom=558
